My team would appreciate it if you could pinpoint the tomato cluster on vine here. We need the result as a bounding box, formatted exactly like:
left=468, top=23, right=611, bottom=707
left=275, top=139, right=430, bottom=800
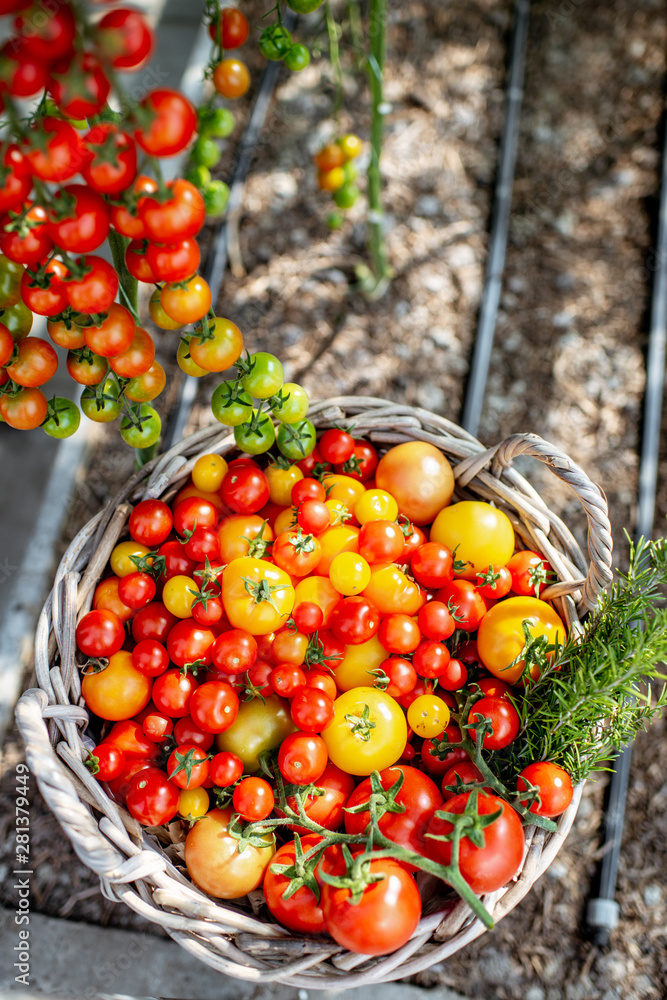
left=79, top=431, right=575, bottom=955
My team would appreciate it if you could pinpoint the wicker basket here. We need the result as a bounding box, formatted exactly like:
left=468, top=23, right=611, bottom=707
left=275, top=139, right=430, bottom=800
left=15, top=397, right=614, bottom=987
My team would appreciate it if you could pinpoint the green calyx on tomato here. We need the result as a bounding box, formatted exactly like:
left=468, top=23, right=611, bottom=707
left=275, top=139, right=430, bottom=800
left=259, top=24, right=293, bottom=61
left=41, top=395, right=81, bottom=438
left=276, top=419, right=317, bottom=461
left=120, top=403, right=161, bottom=449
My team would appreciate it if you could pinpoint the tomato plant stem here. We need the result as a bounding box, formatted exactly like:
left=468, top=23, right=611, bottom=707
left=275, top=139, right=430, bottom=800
left=363, top=0, right=392, bottom=299
left=107, top=229, right=140, bottom=322
left=325, top=1, right=344, bottom=120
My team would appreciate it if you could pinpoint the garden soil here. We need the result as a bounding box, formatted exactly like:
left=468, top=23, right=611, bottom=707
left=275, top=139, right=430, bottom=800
left=1, top=0, right=666, bottom=997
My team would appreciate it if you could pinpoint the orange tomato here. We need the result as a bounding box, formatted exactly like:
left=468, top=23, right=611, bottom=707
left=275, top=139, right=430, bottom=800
left=362, top=562, right=426, bottom=616
left=81, top=650, right=152, bottom=721
left=375, top=441, right=454, bottom=525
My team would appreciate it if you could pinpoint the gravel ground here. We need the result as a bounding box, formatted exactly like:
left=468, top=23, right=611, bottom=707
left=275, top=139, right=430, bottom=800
left=1, top=0, right=666, bottom=997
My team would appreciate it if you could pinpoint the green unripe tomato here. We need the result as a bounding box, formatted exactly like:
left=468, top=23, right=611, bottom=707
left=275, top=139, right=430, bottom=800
left=203, top=180, right=230, bottom=217
left=240, top=352, right=284, bottom=399
left=273, top=382, right=309, bottom=423
left=81, top=379, right=123, bottom=423
left=259, top=24, right=292, bottom=60
left=41, top=398, right=80, bottom=439
left=120, top=404, right=161, bottom=449
left=0, top=255, right=25, bottom=308
left=327, top=212, right=345, bottom=230
left=233, top=411, right=276, bottom=455
left=276, top=418, right=317, bottom=461
left=211, top=381, right=253, bottom=426
left=343, top=162, right=358, bottom=183
left=185, top=164, right=212, bottom=190
left=215, top=695, right=295, bottom=772
left=334, top=184, right=360, bottom=209
left=0, top=299, right=32, bottom=340
left=192, top=136, right=221, bottom=168
left=286, top=0, right=324, bottom=12
left=199, top=107, right=236, bottom=138
left=284, top=43, right=311, bottom=71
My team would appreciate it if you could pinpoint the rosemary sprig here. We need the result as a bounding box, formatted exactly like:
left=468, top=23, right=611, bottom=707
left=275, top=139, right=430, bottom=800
left=504, top=535, right=667, bottom=783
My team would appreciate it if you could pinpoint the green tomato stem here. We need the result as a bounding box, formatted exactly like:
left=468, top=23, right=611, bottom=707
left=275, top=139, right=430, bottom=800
left=363, top=0, right=392, bottom=299
left=107, top=229, right=140, bottom=323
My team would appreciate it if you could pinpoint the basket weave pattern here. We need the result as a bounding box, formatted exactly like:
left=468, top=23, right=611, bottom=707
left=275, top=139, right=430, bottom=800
left=15, top=397, right=614, bottom=987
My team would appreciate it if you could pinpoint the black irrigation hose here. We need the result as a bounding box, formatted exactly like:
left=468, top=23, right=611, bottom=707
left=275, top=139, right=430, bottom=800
left=460, top=0, right=530, bottom=437
left=586, top=103, right=667, bottom=948
left=162, top=15, right=296, bottom=451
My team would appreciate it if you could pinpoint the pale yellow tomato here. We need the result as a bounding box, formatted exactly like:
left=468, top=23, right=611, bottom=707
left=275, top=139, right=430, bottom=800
left=375, top=441, right=455, bottom=525
left=185, top=807, right=275, bottom=898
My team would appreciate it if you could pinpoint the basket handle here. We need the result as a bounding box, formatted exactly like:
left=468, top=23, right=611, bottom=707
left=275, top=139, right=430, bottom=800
left=456, top=432, right=614, bottom=613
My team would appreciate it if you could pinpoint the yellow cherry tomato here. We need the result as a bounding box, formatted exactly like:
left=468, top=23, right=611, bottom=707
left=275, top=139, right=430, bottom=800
left=274, top=506, right=297, bottom=536
left=354, top=489, right=399, bottom=525
left=430, top=501, right=515, bottom=580
left=476, top=596, right=566, bottom=684
left=192, top=453, right=228, bottom=493
left=149, top=288, right=181, bottom=330
left=178, top=787, right=210, bottom=820
left=325, top=497, right=355, bottom=527
left=316, top=524, right=359, bottom=576
left=333, top=635, right=387, bottom=692
left=266, top=462, right=303, bottom=507
left=176, top=337, right=209, bottom=377
left=322, top=687, right=407, bottom=776
left=81, top=650, right=152, bottom=721
left=321, top=473, right=366, bottom=511
left=318, top=166, right=345, bottom=191
left=294, top=575, right=341, bottom=627
left=407, top=694, right=451, bottom=739
left=329, top=551, right=371, bottom=596
left=338, top=133, right=363, bottom=160
left=222, top=557, right=295, bottom=635
left=363, top=562, right=426, bottom=615
left=162, top=575, right=198, bottom=619
left=110, top=540, right=152, bottom=578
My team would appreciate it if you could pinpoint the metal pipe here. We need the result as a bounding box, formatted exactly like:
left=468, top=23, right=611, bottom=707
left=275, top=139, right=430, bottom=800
left=461, top=0, right=530, bottom=437
left=586, top=99, right=667, bottom=947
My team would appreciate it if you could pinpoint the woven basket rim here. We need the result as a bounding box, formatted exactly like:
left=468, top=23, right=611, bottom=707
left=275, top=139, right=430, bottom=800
left=15, top=398, right=613, bottom=987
